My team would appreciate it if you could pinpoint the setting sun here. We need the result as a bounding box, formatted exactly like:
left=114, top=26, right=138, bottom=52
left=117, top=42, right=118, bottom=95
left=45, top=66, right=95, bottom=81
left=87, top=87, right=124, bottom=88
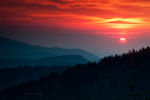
left=119, top=37, right=127, bottom=44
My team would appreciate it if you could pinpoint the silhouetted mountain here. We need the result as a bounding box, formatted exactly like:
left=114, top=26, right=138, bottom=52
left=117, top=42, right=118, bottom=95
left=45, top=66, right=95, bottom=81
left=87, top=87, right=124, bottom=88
left=1, top=47, right=150, bottom=100
left=0, top=66, right=66, bottom=91
left=0, top=37, right=99, bottom=61
left=0, top=55, right=89, bottom=68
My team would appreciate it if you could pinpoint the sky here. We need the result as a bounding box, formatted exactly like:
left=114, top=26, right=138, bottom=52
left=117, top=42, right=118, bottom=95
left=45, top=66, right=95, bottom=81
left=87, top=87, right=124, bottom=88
left=1, top=0, right=150, bottom=57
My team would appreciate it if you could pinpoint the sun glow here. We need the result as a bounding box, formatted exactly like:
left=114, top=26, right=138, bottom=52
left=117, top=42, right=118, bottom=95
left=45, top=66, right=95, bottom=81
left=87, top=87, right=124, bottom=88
left=105, top=18, right=144, bottom=29
left=109, top=24, right=136, bottom=29
left=105, top=18, right=143, bottom=23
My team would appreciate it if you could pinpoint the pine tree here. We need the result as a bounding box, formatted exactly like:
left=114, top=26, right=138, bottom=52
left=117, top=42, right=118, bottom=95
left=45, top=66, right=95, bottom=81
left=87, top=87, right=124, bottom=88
left=128, top=65, right=140, bottom=100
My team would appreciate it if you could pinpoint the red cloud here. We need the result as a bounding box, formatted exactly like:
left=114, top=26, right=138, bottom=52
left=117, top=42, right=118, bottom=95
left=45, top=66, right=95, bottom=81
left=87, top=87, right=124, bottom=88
left=0, top=0, right=150, bottom=34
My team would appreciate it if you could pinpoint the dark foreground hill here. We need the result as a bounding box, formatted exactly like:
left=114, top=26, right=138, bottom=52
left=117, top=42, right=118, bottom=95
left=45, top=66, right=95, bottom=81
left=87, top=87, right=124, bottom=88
left=0, top=66, right=67, bottom=91
left=1, top=47, right=150, bottom=100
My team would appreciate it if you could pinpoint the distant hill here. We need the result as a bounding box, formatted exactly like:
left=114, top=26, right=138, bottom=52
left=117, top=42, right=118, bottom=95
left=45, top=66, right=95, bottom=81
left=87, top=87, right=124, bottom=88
left=0, top=55, right=89, bottom=68
left=0, top=37, right=99, bottom=62
left=1, top=47, right=150, bottom=100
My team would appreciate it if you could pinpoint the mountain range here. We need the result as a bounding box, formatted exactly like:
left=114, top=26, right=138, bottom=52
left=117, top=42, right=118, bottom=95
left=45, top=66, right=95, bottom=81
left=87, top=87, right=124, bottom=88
left=1, top=47, right=150, bottom=100
left=0, top=37, right=99, bottom=67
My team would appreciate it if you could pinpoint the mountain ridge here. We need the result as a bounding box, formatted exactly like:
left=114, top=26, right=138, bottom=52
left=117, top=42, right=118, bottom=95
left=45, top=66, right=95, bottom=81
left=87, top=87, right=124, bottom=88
left=0, top=37, right=99, bottom=61
left=0, top=55, right=89, bottom=68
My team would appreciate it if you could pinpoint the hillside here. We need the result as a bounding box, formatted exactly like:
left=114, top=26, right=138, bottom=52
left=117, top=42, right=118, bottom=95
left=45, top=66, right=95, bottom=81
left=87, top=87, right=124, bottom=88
left=1, top=47, right=150, bottom=100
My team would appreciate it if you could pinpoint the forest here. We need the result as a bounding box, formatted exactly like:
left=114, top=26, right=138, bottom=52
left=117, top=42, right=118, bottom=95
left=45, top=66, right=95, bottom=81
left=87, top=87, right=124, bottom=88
left=1, top=47, right=150, bottom=100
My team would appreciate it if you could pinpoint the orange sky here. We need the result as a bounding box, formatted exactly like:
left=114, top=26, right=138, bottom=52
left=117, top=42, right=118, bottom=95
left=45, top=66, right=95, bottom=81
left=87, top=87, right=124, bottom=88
left=1, top=0, right=150, bottom=37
